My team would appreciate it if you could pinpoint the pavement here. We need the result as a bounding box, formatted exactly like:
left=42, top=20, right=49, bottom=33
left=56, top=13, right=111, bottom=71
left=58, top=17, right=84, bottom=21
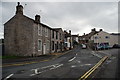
left=2, top=46, right=119, bottom=80
left=2, top=50, right=72, bottom=63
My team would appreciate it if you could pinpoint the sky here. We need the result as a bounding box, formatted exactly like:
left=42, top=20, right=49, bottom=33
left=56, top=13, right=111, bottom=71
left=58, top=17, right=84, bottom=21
left=0, top=0, right=119, bottom=38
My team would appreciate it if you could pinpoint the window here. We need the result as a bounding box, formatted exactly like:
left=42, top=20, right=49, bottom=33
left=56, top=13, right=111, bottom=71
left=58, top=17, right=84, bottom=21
left=45, top=27, right=48, bottom=37
left=57, top=42, right=59, bottom=49
left=38, top=24, right=42, bottom=36
left=56, top=32, right=58, bottom=39
left=52, top=31, right=54, bottom=38
left=94, top=36, right=98, bottom=39
left=47, top=40, right=50, bottom=50
left=52, top=41, right=54, bottom=50
left=60, top=33, right=61, bottom=40
left=38, top=40, right=42, bottom=51
left=105, top=36, right=110, bottom=39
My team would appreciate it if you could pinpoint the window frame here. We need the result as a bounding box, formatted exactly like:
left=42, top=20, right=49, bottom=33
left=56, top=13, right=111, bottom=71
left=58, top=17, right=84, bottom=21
left=38, top=39, right=42, bottom=51
left=38, top=24, right=42, bottom=36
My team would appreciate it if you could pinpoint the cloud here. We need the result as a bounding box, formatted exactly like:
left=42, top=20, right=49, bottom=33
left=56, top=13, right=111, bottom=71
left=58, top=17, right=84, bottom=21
left=1, top=2, right=118, bottom=39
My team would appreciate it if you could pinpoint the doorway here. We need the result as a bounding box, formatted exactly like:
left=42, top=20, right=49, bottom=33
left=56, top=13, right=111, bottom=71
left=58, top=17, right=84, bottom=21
left=43, top=43, right=46, bottom=55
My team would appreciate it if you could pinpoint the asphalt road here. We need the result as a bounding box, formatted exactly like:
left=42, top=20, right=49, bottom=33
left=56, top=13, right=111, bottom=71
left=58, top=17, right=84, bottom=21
left=92, top=49, right=120, bottom=80
left=2, top=46, right=119, bottom=80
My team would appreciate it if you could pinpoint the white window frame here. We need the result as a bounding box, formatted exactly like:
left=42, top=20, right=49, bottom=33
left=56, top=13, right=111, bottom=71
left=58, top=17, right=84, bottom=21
left=38, top=39, right=42, bottom=51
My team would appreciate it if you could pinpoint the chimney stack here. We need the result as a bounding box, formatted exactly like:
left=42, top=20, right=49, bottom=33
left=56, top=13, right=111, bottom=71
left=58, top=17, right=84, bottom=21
left=91, top=28, right=96, bottom=32
left=35, top=15, right=40, bottom=23
left=84, top=33, right=85, bottom=35
left=99, top=29, right=103, bottom=31
left=16, top=2, right=23, bottom=15
left=69, top=30, right=71, bottom=34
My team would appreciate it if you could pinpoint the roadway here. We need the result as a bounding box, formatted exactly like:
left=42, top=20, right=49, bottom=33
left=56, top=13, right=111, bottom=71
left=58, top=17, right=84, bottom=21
left=2, top=46, right=119, bottom=80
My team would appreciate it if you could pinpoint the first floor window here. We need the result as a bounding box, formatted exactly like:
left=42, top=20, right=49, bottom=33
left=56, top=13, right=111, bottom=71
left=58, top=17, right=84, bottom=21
left=38, top=40, right=42, bottom=51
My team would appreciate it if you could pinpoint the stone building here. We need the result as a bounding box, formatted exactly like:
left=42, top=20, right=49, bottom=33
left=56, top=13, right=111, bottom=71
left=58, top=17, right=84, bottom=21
left=64, top=30, right=73, bottom=50
left=78, top=28, right=98, bottom=44
left=51, top=28, right=64, bottom=53
left=4, top=2, right=59, bottom=56
left=72, top=34, right=79, bottom=47
left=90, top=30, right=119, bottom=47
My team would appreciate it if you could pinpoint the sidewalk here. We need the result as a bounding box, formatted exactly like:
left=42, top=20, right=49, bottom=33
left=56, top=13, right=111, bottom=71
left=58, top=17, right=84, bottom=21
left=2, top=50, right=71, bottom=64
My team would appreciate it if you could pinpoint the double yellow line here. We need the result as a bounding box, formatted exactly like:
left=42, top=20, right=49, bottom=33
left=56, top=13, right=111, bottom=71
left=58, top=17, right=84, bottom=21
left=79, top=56, right=108, bottom=80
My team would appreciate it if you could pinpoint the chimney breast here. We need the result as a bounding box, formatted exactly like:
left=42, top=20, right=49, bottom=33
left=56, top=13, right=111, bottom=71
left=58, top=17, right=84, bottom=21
left=35, top=15, right=40, bottom=23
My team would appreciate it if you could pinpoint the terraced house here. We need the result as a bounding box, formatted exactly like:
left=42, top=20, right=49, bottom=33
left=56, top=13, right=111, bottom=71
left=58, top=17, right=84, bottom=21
left=51, top=28, right=64, bottom=53
left=4, top=2, right=64, bottom=56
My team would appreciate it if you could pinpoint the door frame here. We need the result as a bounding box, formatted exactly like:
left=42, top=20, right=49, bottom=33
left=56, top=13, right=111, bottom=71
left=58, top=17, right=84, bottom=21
left=43, top=43, right=46, bottom=55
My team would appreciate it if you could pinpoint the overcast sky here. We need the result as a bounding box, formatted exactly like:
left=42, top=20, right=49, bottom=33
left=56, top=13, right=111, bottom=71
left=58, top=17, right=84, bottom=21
left=0, top=1, right=118, bottom=38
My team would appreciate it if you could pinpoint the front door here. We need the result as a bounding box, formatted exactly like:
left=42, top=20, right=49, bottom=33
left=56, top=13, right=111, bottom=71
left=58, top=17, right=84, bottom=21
left=55, top=44, right=57, bottom=52
left=43, top=44, right=46, bottom=55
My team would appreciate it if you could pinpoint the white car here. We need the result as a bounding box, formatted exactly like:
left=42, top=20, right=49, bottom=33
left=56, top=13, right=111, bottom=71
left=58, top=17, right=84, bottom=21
left=82, top=44, right=87, bottom=49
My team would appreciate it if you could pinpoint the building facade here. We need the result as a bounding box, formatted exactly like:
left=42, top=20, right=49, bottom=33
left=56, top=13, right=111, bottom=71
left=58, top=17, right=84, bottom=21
left=51, top=28, right=64, bottom=53
left=64, top=30, right=73, bottom=50
left=78, top=28, right=98, bottom=45
left=4, top=2, right=65, bottom=56
left=90, top=31, right=119, bottom=47
left=72, top=35, right=79, bottom=47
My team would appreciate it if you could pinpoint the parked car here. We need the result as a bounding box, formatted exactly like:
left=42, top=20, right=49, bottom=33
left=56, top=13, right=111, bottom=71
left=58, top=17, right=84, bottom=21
left=96, top=44, right=110, bottom=50
left=82, top=44, right=87, bottom=49
left=113, top=44, right=120, bottom=48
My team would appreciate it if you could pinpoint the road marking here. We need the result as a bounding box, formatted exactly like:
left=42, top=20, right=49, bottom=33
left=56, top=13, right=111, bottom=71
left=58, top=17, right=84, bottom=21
left=55, top=64, right=63, bottom=68
left=79, top=56, right=108, bottom=80
left=80, top=64, right=92, bottom=67
left=4, top=74, right=14, bottom=80
left=91, top=51, right=102, bottom=58
left=71, top=65, right=77, bottom=68
left=68, top=57, right=76, bottom=62
left=30, top=63, right=63, bottom=76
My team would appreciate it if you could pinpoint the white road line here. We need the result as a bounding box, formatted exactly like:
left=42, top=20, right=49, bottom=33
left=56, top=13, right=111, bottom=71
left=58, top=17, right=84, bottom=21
left=49, top=64, right=63, bottom=70
left=68, top=57, right=76, bottom=62
left=4, top=74, right=14, bottom=80
left=91, top=51, right=102, bottom=58
left=55, top=64, right=63, bottom=68
left=30, top=63, right=63, bottom=76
